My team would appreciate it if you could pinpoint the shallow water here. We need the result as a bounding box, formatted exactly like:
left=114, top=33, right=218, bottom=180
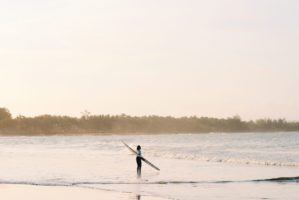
left=0, top=132, right=298, bottom=199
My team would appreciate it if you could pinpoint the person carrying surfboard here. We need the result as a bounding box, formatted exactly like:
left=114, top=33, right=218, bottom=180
left=136, top=145, right=145, bottom=177
left=122, top=141, right=160, bottom=177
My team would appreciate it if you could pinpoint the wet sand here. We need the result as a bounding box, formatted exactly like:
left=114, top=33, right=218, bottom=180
left=0, top=184, right=167, bottom=200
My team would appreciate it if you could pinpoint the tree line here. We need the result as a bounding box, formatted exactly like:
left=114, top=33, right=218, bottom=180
left=0, top=107, right=299, bottom=135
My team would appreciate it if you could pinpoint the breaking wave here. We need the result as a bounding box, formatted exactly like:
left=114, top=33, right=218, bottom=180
left=0, top=176, right=298, bottom=187
left=150, top=152, right=299, bottom=168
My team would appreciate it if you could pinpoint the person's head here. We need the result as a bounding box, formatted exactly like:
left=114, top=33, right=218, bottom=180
left=137, top=145, right=141, bottom=150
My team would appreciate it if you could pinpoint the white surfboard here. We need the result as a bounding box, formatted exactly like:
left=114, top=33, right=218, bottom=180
left=122, top=141, right=160, bottom=171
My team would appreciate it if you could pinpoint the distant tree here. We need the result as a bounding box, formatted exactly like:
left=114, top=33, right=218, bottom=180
left=1, top=107, right=299, bottom=135
left=0, top=107, right=13, bottom=131
left=0, top=107, right=12, bottom=121
left=81, top=110, right=91, bottom=120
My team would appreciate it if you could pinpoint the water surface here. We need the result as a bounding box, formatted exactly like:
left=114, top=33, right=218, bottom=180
left=0, top=132, right=298, bottom=199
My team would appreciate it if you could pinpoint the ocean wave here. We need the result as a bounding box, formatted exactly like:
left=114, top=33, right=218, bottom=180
left=150, top=152, right=299, bottom=167
left=253, top=176, right=299, bottom=183
left=0, top=176, right=298, bottom=187
left=207, top=158, right=299, bottom=168
left=0, top=180, right=72, bottom=187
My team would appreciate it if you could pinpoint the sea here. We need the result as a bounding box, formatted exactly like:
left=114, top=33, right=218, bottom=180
left=0, top=132, right=298, bottom=200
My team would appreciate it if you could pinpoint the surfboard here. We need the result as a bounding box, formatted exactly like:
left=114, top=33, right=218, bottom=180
left=121, top=141, right=160, bottom=171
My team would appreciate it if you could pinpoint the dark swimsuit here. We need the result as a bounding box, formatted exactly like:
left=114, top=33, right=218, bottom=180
left=136, top=150, right=142, bottom=177
left=136, top=156, right=142, bottom=167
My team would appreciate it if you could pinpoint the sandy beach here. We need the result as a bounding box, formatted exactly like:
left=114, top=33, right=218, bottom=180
left=0, top=184, right=167, bottom=200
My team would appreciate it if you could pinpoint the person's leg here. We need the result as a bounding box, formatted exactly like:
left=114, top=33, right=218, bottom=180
left=139, top=161, right=142, bottom=177
left=136, top=157, right=142, bottom=178
left=137, top=166, right=141, bottom=177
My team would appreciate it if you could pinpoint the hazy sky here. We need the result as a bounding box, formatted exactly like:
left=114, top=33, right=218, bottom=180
left=1, top=0, right=299, bottom=120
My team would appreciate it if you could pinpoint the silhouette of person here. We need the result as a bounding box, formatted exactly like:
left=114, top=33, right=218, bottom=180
left=136, top=145, right=144, bottom=178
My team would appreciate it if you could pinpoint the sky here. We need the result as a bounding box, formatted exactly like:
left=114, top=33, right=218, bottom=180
left=1, top=0, right=299, bottom=120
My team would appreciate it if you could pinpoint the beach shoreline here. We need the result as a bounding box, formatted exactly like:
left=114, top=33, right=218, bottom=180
left=0, top=184, right=168, bottom=200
